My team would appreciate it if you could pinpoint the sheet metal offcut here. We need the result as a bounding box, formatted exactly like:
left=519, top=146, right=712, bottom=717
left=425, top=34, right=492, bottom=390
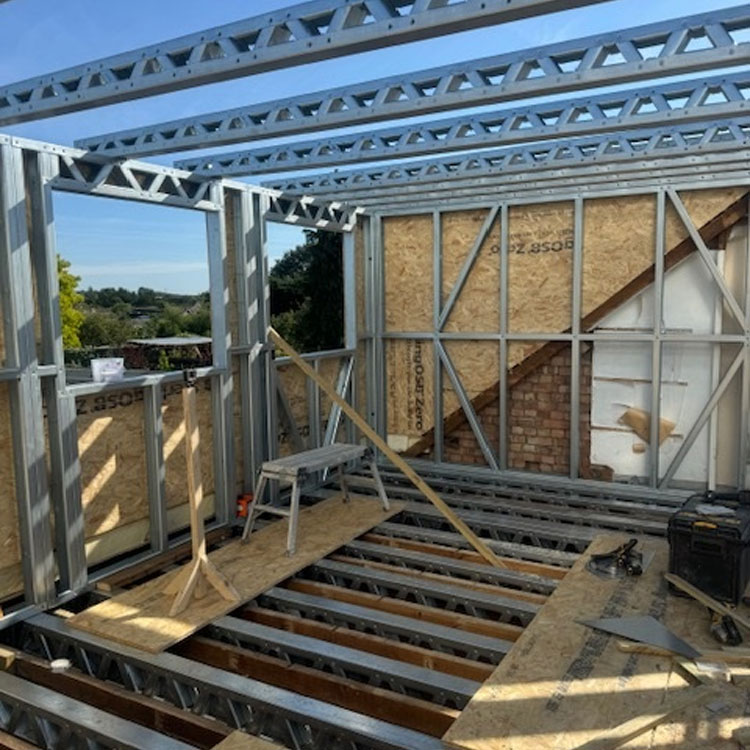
left=578, top=615, right=702, bottom=659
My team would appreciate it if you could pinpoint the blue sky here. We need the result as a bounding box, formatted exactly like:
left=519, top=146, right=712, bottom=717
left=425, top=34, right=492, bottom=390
left=0, top=0, right=737, bottom=293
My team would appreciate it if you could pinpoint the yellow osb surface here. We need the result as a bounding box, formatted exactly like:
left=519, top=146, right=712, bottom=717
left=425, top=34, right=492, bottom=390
left=445, top=534, right=750, bottom=750
left=69, top=494, right=404, bottom=653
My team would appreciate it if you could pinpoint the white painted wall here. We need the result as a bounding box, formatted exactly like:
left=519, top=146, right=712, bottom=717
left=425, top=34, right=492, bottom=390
left=591, top=251, right=725, bottom=485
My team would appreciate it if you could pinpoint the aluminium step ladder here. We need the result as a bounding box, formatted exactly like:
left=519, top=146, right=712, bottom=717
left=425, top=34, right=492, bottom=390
left=241, top=443, right=390, bottom=555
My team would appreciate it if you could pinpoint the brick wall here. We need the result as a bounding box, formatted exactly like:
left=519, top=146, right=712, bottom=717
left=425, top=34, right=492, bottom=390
left=444, top=346, right=604, bottom=477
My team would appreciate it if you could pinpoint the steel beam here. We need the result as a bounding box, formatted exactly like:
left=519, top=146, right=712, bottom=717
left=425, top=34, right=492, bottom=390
left=178, top=72, right=750, bottom=176
left=25, top=613, right=446, bottom=750
left=78, top=5, right=750, bottom=158
left=264, top=118, right=750, bottom=196
left=208, top=616, right=479, bottom=706
left=2, top=0, right=610, bottom=126
left=260, top=587, right=511, bottom=661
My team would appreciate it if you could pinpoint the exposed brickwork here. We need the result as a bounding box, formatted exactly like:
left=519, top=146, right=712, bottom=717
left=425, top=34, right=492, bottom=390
left=444, top=347, right=600, bottom=477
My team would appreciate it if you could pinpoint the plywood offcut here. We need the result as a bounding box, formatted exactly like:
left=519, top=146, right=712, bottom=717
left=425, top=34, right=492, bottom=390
left=444, top=534, right=750, bottom=750
left=68, top=494, right=404, bottom=653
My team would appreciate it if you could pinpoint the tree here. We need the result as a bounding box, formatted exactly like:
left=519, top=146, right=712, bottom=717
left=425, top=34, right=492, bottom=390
left=79, top=311, right=134, bottom=347
left=58, top=256, right=84, bottom=349
left=269, top=230, right=343, bottom=352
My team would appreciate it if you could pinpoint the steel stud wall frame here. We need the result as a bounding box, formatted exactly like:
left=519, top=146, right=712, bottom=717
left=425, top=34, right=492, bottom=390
left=360, top=184, right=750, bottom=496
left=76, top=4, right=750, bottom=159
left=0, top=133, right=361, bottom=629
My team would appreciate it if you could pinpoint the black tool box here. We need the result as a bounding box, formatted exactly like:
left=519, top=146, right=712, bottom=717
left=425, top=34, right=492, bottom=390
left=668, top=490, right=750, bottom=604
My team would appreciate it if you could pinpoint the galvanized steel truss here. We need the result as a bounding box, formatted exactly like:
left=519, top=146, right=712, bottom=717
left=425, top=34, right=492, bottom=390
left=263, top=118, right=750, bottom=196
left=0, top=0, right=609, bottom=126
left=177, top=71, right=750, bottom=177
left=76, top=4, right=750, bottom=158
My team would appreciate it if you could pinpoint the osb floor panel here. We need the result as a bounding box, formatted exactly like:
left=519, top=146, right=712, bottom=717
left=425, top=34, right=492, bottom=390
left=69, top=494, right=403, bottom=653
left=212, top=731, right=286, bottom=749
left=444, top=533, right=750, bottom=750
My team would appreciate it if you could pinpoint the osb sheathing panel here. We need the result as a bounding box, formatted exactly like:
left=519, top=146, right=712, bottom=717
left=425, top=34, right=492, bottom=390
left=442, top=340, right=499, bottom=416
left=0, top=383, right=22, bottom=600
left=443, top=209, right=501, bottom=333
left=76, top=383, right=215, bottom=547
left=161, top=382, right=215, bottom=509
left=508, top=201, right=574, bottom=334
left=386, top=339, right=433, bottom=447
left=276, top=359, right=341, bottom=456
left=384, top=214, right=433, bottom=332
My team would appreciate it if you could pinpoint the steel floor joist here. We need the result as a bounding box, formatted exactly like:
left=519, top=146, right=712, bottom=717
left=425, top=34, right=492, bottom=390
left=177, top=71, right=750, bottom=177
left=22, top=614, right=448, bottom=750
left=206, top=616, right=479, bottom=707
left=304, top=559, right=540, bottom=625
left=341, top=540, right=558, bottom=595
left=258, top=587, right=512, bottom=662
left=356, top=481, right=667, bottom=536
left=77, top=5, right=750, bottom=158
left=398, top=501, right=597, bottom=551
left=0, top=0, right=611, bottom=126
left=0, top=670, right=195, bottom=750
left=372, top=522, right=579, bottom=567
left=366, top=468, right=678, bottom=519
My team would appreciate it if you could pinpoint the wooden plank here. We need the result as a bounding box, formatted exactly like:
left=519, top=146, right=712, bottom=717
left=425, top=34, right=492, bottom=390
left=13, top=652, right=228, bottom=749
left=575, top=687, right=719, bottom=750
left=665, top=573, right=750, bottom=632
left=68, top=494, right=404, bottom=653
left=328, top=554, right=548, bottom=605
left=444, top=534, right=750, bottom=750
left=241, top=606, right=494, bottom=682
left=95, top=528, right=232, bottom=592
left=361, top=533, right=567, bottom=579
left=285, top=579, right=523, bottom=642
left=211, top=731, right=285, bottom=750
left=405, top=193, right=749, bottom=457
left=268, top=327, right=506, bottom=569
left=0, top=731, right=38, bottom=750
left=0, top=647, right=15, bottom=671
left=177, top=637, right=458, bottom=737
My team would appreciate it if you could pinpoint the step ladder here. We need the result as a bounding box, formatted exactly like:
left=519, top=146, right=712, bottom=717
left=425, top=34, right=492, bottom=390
left=241, top=443, right=390, bottom=555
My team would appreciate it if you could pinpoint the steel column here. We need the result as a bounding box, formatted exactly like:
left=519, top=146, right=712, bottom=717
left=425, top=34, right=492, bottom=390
left=0, top=143, right=55, bottom=606
left=24, top=149, right=87, bottom=595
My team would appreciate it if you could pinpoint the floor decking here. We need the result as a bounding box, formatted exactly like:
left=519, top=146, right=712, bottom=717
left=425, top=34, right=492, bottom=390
left=68, top=494, right=403, bottom=653
left=444, top=533, right=750, bottom=750
left=0, top=469, right=717, bottom=749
